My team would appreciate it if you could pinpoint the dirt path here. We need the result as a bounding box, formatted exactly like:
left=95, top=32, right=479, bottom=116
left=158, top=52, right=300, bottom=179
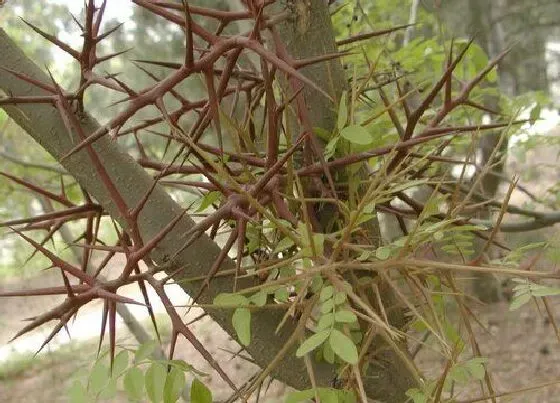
left=0, top=256, right=288, bottom=402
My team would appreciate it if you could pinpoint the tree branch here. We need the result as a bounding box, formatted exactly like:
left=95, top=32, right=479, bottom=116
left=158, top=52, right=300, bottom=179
left=0, top=28, right=340, bottom=394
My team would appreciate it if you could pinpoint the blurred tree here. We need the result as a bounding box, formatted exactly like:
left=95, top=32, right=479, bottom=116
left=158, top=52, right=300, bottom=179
left=425, top=0, right=559, bottom=301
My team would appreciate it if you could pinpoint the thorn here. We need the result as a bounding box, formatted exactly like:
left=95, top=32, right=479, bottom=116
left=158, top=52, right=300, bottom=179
left=20, top=18, right=81, bottom=60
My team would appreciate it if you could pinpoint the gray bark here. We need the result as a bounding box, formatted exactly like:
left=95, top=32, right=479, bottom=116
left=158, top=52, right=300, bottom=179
left=270, top=1, right=417, bottom=400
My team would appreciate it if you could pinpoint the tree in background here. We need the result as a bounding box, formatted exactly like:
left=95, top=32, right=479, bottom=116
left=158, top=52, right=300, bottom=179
left=1, top=1, right=560, bottom=402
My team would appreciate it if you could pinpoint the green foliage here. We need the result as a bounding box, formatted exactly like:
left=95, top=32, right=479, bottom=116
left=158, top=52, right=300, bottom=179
left=509, top=279, right=560, bottom=311
left=296, top=330, right=330, bottom=357
left=214, top=293, right=253, bottom=345
left=190, top=378, right=212, bottom=403
left=296, top=283, right=360, bottom=365
left=340, top=125, right=374, bottom=146
left=68, top=341, right=211, bottom=403
left=135, top=340, right=159, bottom=363
left=328, top=329, right=358, bottom=365
left=123, top=367, right=145, bottom=401
left=406, top=357, right=487, bottom=403
left=145, top=362, right=167, bottom=402
left=232, top=307, right=251, bottom=346
left=196, top=191, right=222, bottom=212
left=491, top=241, right=546, bottom=267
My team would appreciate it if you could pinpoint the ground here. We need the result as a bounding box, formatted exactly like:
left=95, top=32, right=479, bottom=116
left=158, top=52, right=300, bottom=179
left=0, top=260, right=288, bottom=402
left=3, top=269, right=560, bottom=402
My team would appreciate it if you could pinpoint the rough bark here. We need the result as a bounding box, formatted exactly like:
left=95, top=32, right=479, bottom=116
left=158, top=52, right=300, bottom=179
left=270, top=1, right=417, bottom=399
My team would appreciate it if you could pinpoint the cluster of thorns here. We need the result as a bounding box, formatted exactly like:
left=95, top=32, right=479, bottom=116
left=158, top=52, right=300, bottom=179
left=0, top=0, right=546, bottom=396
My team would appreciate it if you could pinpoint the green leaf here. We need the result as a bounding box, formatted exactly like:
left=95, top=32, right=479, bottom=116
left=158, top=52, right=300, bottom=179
left=337, top=91, right=348, bottom=130
left=68, top=381, right=89, bottom=403
left=449, top=366, right=471, bottom=384
left=285, top=389, right=314, bottom=403
left=135, top=340, right=157, bottom=363
left=250, top=291, right=268, bottom=307
left=324, top=136, right=339, bottom=160
left=311, top=275, right=324, bottom=293
left=320, top=286, right=334, bottom=302
left=197, top=191, right=220, bottom=212
left=530, top=284, right=560, bottom=297
left=322, top=340, right=335, bottom=363
left=529, top=103, right=541, bottom=124
left=546, top=246, right=560, bottom=264
left=320, top=298, right=335, bottom=314
left=98, top=378, right=118, bottom=400
left=274, top=287, right=289, bottom=302
left=213, top=293, right=249, bottom=307
left=316, top=313, right=335, bottom=330
left=274, top=236, right=295, bottom=253
left=375, top=246, right=391, bottom=260
left=465, top=358, right=488, bottom=380
left=317, top=389, right=338, bottom=403
left=340, top=125, right=373, bottom=145
left=314, top=127, right=332, bottom=142
left=163, top=367, right=186, bottom=403
left=338, top=389, right=357, bottom=403
left=357, top=250, right=372, bottom=261
left=112, top=350, right=129, bottom=376
left=329, top=329, right=358, bottom=364
left=167, top=359, right=196, bottom=373
left=405, top=388, right=427, bottom=403
left=356, top=213, right=375, bottom=226
left=350, top=330, right=363, bottom=344
left=280, top=265, right=296, bottom=278
left=389, top=179, right=428, bottom=194
left=469, top=43, right=489, bottom=71
left=89, top=361, right=110, bottom=395
left=296, top=330, right=330, bottom=357
left=334, top=310, right=357, bottom=324
left=145, top=362, right=167, bottom=403
left=512, top=283, right=530, bottom=292
left=362, top=202, right=375, bottom=214
left=312, top=233, right=325, bottom=256
left=232, top=308, right=251, bottom=346
left=190, top=378, right=212, bottom=403
left=423, top=197, right=441, bottom=216
left=124, top=367, right=145, bottom=401
left=433, top=231, right=444, bottom=241
left=334, top=292, right=347, bottom=305
left=509, top=292, right=531, bottom=311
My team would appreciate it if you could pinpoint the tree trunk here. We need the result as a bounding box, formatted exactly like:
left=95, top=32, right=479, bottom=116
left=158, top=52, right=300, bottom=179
left=271, top=1, right=417, bottom=398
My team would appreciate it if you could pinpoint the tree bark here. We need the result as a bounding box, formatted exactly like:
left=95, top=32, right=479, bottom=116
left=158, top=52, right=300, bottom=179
left=270, top=1, right=417, bottom=399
